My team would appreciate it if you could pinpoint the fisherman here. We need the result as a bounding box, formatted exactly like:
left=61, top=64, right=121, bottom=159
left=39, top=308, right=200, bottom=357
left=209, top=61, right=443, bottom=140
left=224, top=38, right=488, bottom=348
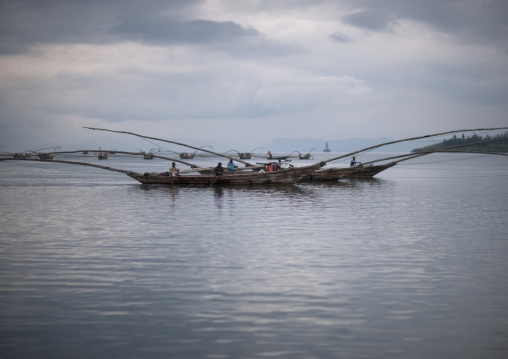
left=350, top=156, right=361, bottom=167
left=214, top=162, right=224, bottom=176
left=267, top=151, right=272, bottom=159
left=169, top=162, right=178, bottom=176
left=227, top=159, right=238, bottom=171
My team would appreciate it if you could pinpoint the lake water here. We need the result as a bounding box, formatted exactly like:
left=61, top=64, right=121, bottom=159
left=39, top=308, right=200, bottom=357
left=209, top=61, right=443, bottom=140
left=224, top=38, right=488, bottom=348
left=1, top=152, right=507, bottom=358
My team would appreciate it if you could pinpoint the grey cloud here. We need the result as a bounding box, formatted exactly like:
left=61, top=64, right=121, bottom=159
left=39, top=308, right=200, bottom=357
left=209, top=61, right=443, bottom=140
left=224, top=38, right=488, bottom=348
left=342, top=9, right=396, bottom=32
left=111, top=17, right=260, bottom=44
left=0, top=0, right=275, bottom=57
left=341, top=0, right=508, bottom=43
left=328, top=32, right=351, bottom=43
left=0, top=0, right=204, bottom=54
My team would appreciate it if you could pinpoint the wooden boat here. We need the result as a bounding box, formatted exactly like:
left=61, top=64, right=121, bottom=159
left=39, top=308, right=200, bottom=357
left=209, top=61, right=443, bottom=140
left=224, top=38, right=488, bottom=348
left=38, top=152, right=55, bottom=160
left=347, top=162, right=397, bottom=178
left=238, top=147, right=262, bottom=159
left=2, top=157, right=322, bottom=186
left=303, top=163, right=396, bottom=181
left=34, top=146, right=60, bottom=160
left=179, top=145, right=212, bottom=159
left=141, top=148, right=158, bottom=160
left=297, top=148, right=315, bottom=160
left=13, top=153, right=31, bottom=159
left=126, top=162, right=323, bottom=186
left=304, top=166, right=356, bottom=181
left=287, top=149, right=314, bottom=160
left=266, top=152, right=290, bottom=161
left=95, top=147, right=108, bottom=160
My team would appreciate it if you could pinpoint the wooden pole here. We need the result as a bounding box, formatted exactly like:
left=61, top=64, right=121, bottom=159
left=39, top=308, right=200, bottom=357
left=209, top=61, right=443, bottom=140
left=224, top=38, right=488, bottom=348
left=84, top=127, right=253, bottom=166
left=49, top=149, right=198, bottom=168
left=1, top=158, right=134, bottom=174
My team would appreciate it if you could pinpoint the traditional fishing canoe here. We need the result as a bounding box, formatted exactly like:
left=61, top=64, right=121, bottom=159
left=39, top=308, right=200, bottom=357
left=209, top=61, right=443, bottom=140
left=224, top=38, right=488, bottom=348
left=179, top=152, right=194, bottom=159
left=347, top=162, right=397, bottom=178
left=1, top=157, right=322, bottom=186
left=127, top=162, right=324, bottom=185
left=295, top=148, right=314, bottom=160
left=38, top=152, right=55, bottom=160
left=304, top=166, right=356, bottom=181
left=13, top=153, right=32, bottom=159
left=237, top=147, right=262, bottom=159
left=303, top=162, right=396, bottom=181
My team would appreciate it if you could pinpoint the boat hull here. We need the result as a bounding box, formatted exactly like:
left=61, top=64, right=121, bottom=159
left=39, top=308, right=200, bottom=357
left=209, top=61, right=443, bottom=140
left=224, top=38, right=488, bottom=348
left=303, top=163, right=396, bottom=181
left=348, top=162, right=396, bottom=178
left=127, top=163, right=323, bottom=186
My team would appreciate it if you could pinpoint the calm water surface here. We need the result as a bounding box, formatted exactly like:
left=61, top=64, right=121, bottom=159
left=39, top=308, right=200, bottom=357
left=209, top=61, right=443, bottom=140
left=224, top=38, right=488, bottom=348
left=1, top=153, right=508, bottom=358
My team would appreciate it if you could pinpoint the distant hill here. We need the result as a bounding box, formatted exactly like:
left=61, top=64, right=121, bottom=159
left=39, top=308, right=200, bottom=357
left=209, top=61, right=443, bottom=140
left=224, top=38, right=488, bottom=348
left=411, top=132, right=508, bottom=153
left=263, top=137, right=418, bottom=153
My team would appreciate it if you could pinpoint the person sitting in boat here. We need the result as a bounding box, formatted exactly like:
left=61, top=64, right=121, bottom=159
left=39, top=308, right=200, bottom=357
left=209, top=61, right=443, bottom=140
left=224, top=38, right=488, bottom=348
left=214, top=162, right=224, bottom=176
left=350, top=156, right=361, bottom=167
left=227, top=159, right=238, bottom=171
left=169, top=162, right=179, bottom=176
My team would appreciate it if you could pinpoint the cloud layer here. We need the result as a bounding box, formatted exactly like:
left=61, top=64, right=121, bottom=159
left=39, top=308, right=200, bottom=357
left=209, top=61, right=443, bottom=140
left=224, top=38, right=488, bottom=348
left=1, top=0, right=507, bottom=151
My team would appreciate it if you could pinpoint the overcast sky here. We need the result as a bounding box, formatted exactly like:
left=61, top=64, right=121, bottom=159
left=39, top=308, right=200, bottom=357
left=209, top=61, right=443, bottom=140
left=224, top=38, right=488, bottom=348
left=1, top=0, right=508, bottom=151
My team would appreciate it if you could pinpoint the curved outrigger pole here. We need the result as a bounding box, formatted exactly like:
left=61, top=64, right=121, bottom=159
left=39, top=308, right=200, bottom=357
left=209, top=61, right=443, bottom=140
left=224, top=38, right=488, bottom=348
left=0, top=158, right=133, bottom=175
left=321, top=126, right=508, bottom=165
left=48, top=149, right=200, bottom=168
left=84, top=127, right=253, bottom=166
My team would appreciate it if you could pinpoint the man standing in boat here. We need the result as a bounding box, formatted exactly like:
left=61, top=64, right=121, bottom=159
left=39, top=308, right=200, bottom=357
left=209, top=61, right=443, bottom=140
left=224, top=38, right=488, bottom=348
left=214, top=162, right=224, bottom=176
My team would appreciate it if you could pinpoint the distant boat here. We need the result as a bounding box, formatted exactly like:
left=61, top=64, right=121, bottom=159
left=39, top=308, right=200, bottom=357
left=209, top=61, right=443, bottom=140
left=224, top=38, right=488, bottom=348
left=323, top=143, right=331, bottom=152
left=180, top=145, right=212, bottom=159
left=13, top=153, right=31, bottom=159
left=141, top=148, right=158, bottom=160
left=38, top=152, right=55, bottom=160
left=97, top=147, right=108, bottom=160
